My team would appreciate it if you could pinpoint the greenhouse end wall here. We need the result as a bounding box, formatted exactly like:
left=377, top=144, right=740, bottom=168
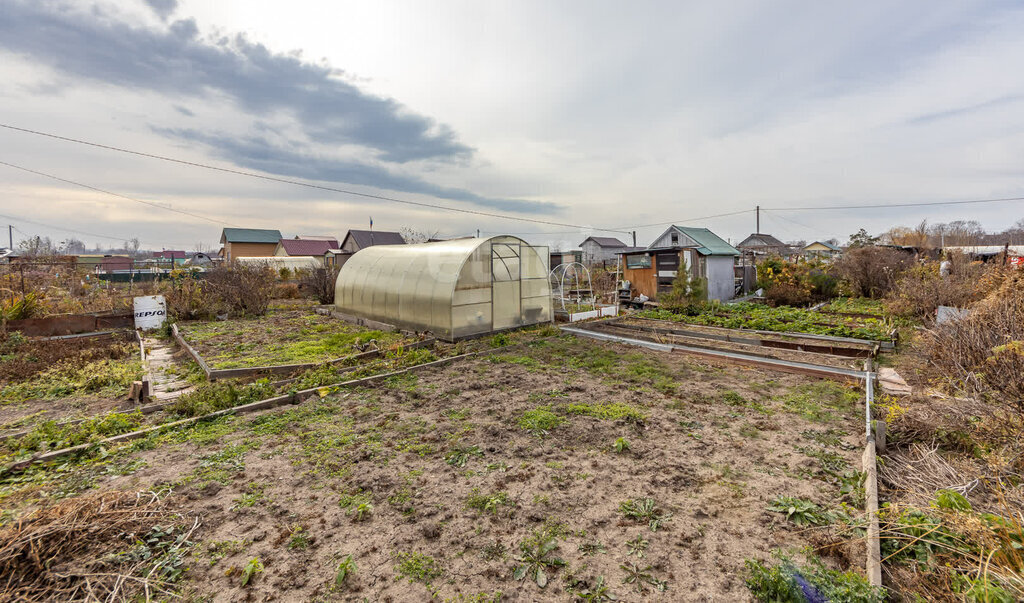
left=334, top=236, right=551, bottom=341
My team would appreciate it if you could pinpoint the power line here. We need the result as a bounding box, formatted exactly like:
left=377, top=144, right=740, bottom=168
left=0, top=123, right=630, bottom=234
left=617, top=209, right=755, bottom=230
left=0, top=210, right=183, bottom=249
left=0, top=159, right=240, bottom=227
left=766, top=196, right=1024, bottom=211
left=762, top=209, right=817, bottom=233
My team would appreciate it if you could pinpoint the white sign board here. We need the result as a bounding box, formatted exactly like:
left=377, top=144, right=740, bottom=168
left=134, top=295, right=167, bottom=330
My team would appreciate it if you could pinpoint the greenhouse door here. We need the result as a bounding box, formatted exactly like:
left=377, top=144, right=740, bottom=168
left=491, top=241, right=522, bottom=330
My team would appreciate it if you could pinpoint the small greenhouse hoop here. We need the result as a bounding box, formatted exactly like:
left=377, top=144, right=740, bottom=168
left=549, top=262, right=595, bottom=313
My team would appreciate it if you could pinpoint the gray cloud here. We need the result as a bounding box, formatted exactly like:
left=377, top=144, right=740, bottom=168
left=143, top=0, right=177, bottom=21
left=0, top=1, right=472, bottom=163
left=173, top=104, right=194, bottom=117
left=155, top=127, right=560, bottom=214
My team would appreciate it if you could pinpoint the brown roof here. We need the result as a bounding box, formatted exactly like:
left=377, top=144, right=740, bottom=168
left=343, top=230, right=405, bottom=249
left=580, top=236, right=627, bottom=248
left=278, top=238, right=339, bottom=256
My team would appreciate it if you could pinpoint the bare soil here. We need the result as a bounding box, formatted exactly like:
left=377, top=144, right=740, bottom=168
left=71, top=335, right=872, bottom=602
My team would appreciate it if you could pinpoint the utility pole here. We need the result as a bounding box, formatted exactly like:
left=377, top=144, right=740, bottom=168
left=632, top=231, right=636, bottom=247
left=756, top=205, right=760, bottom=234
left=476, top=229, right=480, bottom=238
left=7, top=225, right=11, bottom=250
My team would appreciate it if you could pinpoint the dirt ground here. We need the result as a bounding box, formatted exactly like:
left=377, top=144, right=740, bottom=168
left=29, top=334, right=868, bottom=602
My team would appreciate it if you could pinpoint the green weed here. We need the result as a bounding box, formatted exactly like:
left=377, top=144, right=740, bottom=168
left=565, top=402, right=646, bottom=423
left=466, top=489, right=513, bottom=514
left=612, top=437, right=631, bottom=453
left=518, top=407, right=565, bottom=436
left=744, top=551, right=884, bottom=602
left=394, top=551, right=444, bottom=585
left=619, top=498, right=672, bottom=532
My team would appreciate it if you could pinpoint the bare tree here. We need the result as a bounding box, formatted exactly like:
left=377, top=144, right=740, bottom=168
left=398, top=227, right=440, bottom=244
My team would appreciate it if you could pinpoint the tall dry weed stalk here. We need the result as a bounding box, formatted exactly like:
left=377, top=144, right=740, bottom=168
left=919, top=272, right=1024, bottom=415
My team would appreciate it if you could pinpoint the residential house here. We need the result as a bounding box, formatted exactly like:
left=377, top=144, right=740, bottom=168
left=99, top=255, right=133, bottom=272
left=152, top=250, right=187, bottom=266
left=579, top=236, right=627, bottom=264
left=0, top=248, right=18, bottom=264
left=802, top=241, right=842, bottom=259
left=736, top=233, right=793, bottom=258
left=618, top=225, right=740, bottom=302
left=329, top=229, right=405, bottom=268
left=274, top=237, right=340, bottom=262
left=219, top=228, right=284, bottom=261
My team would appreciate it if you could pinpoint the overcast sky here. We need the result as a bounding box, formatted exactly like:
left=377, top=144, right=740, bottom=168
left=1, top=0, right=1023, bottom=251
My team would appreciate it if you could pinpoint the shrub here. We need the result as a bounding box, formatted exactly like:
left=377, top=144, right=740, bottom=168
left=204, top=263, right=276, bottom=317
left=302, top=267, right=341, bottom=305
left=164, top=273, right=222, bottom=320
left=659, top=272, right=707, bottom=314
left=918, top=272, right=1024, bottom=414
left=757, top=257, right=838, bottom=306
left=884, top=254, right=996, bottom=318
left=833, top=246, right=911, bottom=298
left=273, top=283, right=301, bottom=299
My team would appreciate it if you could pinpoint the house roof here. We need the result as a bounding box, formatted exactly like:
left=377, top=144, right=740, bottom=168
left=342, top=230, right=405, bottom=249
left=277, top=238, right=339, bottom=256
left=579, top=236, right=626, bottom=248
left=220, top=228, right=283, bottom=244
left=665, top=225, right=740, bottom=256
left=617, top=246, right=646, bottom=255
left=804, top=241, right=842, bottom=252
left=153, top=250, right=187, bottom=259
left=737, top=233, right=788, bottom=249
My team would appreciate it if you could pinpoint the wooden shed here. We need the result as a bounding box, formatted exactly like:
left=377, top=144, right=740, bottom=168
left=618, top=225, right=740, bottom=302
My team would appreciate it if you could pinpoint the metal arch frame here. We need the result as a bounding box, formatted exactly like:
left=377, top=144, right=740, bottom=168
left=548, top=262, right=595, bottom=312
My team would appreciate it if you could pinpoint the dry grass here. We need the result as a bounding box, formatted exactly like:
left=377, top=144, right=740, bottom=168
left=0, top=490, right=197, bottom=602
left=918, top=271, right=1024, bottom=415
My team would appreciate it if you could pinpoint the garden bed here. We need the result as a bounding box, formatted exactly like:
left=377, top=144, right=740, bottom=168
left=176, top=309, right=410, bottom=370
left=0, top=335, right=878, bottom=601
left=639, top=301, right=894, bottom=341
left=0, top=331, right=144, bottom=436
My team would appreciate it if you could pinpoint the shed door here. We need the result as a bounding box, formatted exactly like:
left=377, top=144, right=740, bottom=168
left=491, top=242, right=522, bottom=330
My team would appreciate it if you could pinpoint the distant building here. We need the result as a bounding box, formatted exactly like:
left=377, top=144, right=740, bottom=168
left=550, top=250, right=583, bottom=270
left=802, top=241, right=842, bottom=258
left=152, top=250, right=187, bottom=266
left=275, top=237, right=340, bottom=259
left=0, top=248, right=18, bottom=264
left=219, top=228, right=284, bottom=261
left=325, top=229, right=405, bottom=269
left=618, top=225, right=740, bottom=302
left=737, top=233, right=793, bottom=258
left=340, top=230, right=405, bottom=253
left=579, top=236, right=627, bottom=264
left=99, top=255, right=133, bottom=272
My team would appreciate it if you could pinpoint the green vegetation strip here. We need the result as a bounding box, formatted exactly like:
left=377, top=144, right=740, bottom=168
left=639, top=301, right=891, bottom=341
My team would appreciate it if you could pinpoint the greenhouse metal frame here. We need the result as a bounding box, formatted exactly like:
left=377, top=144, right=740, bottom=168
left=334, top=235, right=551, bottom=340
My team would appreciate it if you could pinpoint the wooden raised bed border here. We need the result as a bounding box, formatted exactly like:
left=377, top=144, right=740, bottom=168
left=171, top=323, right=436, bottom=381
left=1, top=337, right=550, bottom=474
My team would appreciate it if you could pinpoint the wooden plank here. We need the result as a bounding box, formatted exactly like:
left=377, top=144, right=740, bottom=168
left=863, top=442, right=883, bottom=588
left=604, top=321, right=873, bottom=358
left=171, top=323, right=212, bottom=379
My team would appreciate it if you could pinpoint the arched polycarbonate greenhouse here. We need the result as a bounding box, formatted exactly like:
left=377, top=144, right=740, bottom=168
left=334, top=236, right=552, bottom=340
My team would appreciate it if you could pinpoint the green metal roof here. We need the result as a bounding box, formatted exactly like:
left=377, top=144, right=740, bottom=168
left=221, top=228, right=283, bottom=244
left=673, top=226, right=740, bottom=256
